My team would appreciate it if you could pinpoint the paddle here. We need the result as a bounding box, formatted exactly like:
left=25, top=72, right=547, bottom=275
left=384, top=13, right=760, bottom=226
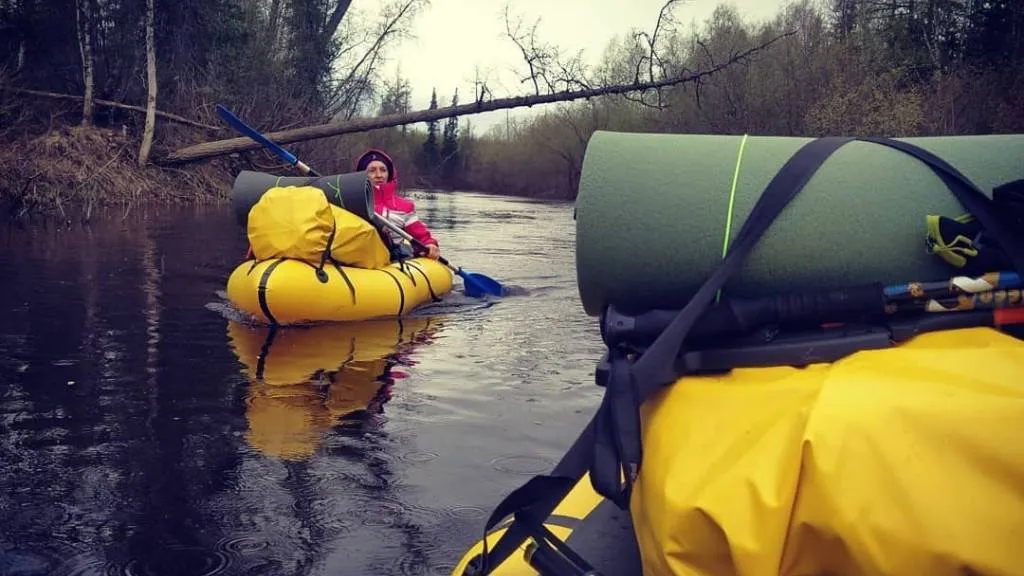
left=214, top=104, right=504, bottom=298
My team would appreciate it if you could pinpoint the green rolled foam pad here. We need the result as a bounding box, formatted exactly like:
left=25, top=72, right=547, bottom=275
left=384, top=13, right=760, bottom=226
left=574, top=131, right=1024, bottom=316
left=230, top=170, right=374, bottom=229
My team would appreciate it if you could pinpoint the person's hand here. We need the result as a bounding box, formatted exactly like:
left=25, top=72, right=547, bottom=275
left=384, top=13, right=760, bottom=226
left=426, top=244, right=440, bottom=260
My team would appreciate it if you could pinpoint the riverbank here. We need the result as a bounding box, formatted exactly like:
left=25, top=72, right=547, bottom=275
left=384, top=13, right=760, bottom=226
left=0, top=121, right=568, bottom=225
left=0, top=124, right=233, bottom=222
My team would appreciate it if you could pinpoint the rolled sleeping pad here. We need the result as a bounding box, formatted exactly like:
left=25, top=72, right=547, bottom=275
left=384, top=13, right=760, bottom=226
left=230, top=170, right=375, bottom=229
left=574, top=131, right=1024, bottom=317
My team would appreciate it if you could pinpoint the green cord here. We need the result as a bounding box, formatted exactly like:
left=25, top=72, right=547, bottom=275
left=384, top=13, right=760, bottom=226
left=717, top=133, right=748, bottom=303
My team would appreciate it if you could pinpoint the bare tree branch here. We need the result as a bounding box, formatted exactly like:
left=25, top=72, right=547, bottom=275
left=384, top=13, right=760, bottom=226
left=2, top=87, right=222, bottom=130
left=503, top=3, right=597, bottom=95
left=624, top=0, right=685, bottom=109
left=554, top=50, right=591, bottom=92
left=504, top=5, right=543, bottom=96
left=471, top=65, right=493, bottom=105
left=328, top=0, right=422, bottom=117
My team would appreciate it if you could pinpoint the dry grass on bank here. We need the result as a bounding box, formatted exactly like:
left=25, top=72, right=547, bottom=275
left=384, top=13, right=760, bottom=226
left=0, top=123, right=232, bottom=220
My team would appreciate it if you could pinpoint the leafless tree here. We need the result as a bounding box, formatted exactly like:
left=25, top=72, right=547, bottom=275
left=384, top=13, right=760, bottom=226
left=75, top=0, right=95, bottom=125
left=138, top=0, right=158, bottom=167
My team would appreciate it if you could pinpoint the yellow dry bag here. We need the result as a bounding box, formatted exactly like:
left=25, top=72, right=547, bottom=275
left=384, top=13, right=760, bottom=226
left=247, top=185, right=334, bottom=264
left=632, top=326, right=1024, bottom=576
left=246, top=185, right=390, bottom=271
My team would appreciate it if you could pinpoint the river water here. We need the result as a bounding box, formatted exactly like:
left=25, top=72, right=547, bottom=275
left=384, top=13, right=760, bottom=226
left=0, top=191, right=607, bottom=575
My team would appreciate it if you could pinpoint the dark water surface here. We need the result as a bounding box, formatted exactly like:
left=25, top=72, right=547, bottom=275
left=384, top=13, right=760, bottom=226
left=0, top=191, right=606, bottom=575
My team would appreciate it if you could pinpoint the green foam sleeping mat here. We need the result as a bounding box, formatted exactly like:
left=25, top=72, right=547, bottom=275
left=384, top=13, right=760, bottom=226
left=574, top=131, right=1024, bottom=316
left=230, top=170, right=374, bottom=229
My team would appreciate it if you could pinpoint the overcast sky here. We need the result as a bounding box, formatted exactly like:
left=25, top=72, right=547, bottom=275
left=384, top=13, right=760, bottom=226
left=366, top=0, right=788, bottom=134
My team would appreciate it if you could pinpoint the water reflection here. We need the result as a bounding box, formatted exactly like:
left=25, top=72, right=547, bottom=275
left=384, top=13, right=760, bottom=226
left=226, top=316, right=447, bottom=461
left=419, top=190, right=457, bottom=231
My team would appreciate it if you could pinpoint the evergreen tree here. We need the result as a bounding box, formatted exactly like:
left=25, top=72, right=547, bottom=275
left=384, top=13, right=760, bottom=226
left=441, top=89, right=460, bottom=184
left=420, top=88, right=440, bottom=172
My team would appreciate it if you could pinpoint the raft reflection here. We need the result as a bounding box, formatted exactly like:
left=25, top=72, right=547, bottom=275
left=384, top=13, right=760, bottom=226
left=226, top=316, right=445, bottom=461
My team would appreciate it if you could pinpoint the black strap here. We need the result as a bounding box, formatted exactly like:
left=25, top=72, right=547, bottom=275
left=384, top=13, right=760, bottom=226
left=993, top=179, right=1024, bottom=241
left=330, top=261, right=357, bottom=303
left=316, top=219, right=337, bottom=283
left=466, top=426, right=598, bottom=575
left=465, top=135, right=1024, bottom=574
left=257, top=258, right=286, bottom=326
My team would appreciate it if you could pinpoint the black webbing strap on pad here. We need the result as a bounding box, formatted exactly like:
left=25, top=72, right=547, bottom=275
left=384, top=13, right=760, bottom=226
left=464, top=136, right=1024, bottom=575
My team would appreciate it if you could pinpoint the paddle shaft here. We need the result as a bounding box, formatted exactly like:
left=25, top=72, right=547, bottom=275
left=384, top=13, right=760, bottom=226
left=215, top=104, right=316, bottom=175
left=371, top=213, right=457, bottom=270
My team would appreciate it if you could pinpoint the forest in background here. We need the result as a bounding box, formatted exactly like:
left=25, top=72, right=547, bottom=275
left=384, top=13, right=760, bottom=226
left=1, top=0, right=1022, bottom=214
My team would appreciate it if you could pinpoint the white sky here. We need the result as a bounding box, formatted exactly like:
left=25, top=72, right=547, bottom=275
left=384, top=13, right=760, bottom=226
left=367, top=0, right=788, bottom=134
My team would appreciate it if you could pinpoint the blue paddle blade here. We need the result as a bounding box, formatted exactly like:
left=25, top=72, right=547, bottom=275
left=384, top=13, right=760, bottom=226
left=460, top=270, right=503, bottom=297
left=464, top=280, right=484, bottom=298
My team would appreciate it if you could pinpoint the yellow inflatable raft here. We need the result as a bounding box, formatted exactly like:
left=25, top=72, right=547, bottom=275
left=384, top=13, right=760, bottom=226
left=227, top=316, right=445, bottom=460
left=451, top=326, right=1024, bottom=576
left=226, top=256, right=453, bottom=325
left=225, top=179, right=453, bottom=325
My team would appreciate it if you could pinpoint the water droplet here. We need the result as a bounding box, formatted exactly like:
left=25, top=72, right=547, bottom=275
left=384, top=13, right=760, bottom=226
left=489, top=454, right=554, bottom=475
left=398, top=450, right=438, bottom=463
left=444, top=505, right=486, bottom=520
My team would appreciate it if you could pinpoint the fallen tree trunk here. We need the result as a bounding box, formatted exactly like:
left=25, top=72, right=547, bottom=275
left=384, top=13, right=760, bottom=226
left=3, top=87, right=222, bottom=131
left=159, top=31, right=794, bottom=166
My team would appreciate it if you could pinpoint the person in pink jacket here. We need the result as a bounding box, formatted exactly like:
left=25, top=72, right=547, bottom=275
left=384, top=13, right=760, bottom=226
left=355, top=148, right=441, bottom=261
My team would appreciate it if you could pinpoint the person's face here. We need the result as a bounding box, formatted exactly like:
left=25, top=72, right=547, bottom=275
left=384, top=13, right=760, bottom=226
left=366, top=160, right=389, bottom=186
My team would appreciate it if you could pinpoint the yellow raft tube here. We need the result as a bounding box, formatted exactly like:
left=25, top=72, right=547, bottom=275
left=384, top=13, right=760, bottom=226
left=451, top=471, right=610, bottom=576
left=226, top=256, right=453, bottom=325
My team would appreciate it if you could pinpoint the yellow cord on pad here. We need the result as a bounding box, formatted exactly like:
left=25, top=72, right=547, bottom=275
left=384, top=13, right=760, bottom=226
left=718, top=133, right=748, bottom=302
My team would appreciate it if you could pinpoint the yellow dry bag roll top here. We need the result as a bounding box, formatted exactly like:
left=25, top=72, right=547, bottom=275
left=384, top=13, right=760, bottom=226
left=246, top=185, right=390, bottom=277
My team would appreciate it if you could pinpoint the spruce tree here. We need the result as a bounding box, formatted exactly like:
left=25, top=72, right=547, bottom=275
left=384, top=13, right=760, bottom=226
left=421, top=88, right=440, bottom=172
left=441, top=89, right=460, bottom=185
